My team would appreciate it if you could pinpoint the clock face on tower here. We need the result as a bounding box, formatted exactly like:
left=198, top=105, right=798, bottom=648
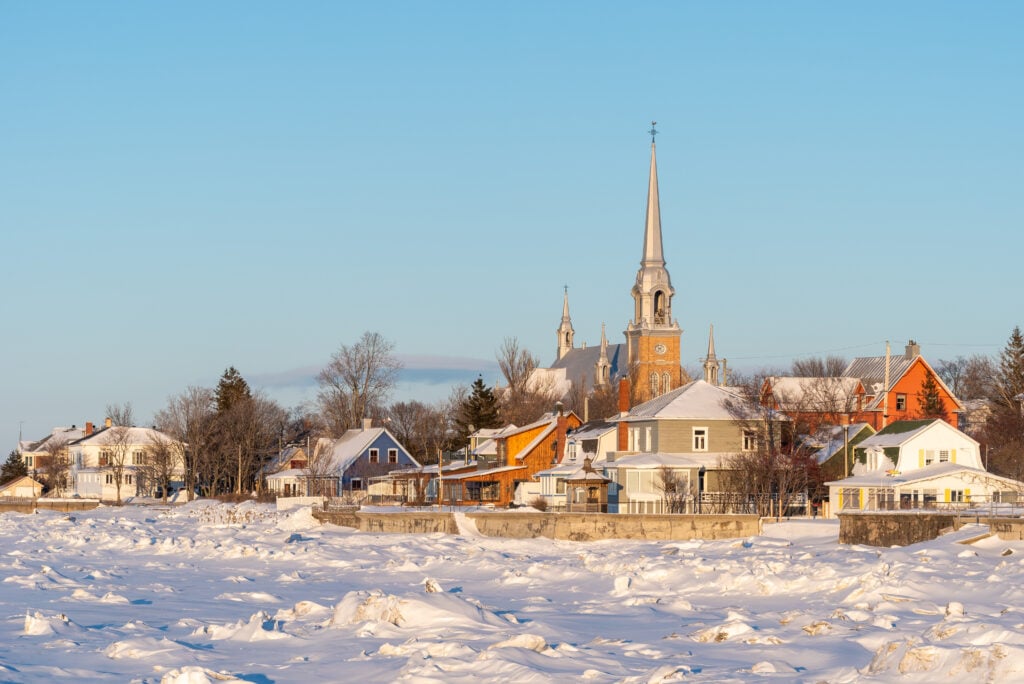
left=654, top=344, right=667, bottom=355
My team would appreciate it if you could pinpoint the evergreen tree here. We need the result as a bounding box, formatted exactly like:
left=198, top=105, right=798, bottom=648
left=1, top=450, right=28, bottom=484
left=918, top=372, right=947, bottom=420
left=995, top=326, right=1024, bottom=409
left=455, top=376, right=501, bottom=440
left=215, top=366, right=252, bottom=413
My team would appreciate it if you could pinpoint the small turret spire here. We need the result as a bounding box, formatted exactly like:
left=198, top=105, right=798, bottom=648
left=703, top=324, right=720, bottom=385
left=595, top=322, right=611, bottom=387
left=556, top=286, right=575, bottom=361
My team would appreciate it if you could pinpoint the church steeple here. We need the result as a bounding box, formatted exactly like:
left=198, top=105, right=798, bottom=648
left=595, top=322, right=611, bottom=387
left=625, top=123, right=682, bottom=404
left=703, top=324, right=719, bottom=385
left=556, top=286, right=575, bottom=361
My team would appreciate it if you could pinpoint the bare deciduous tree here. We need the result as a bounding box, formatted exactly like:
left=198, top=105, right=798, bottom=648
left=154, top=386, right=216, bottom=501
left=101, top=424, right=134, bottom=504
left=657, top=466, right=689, bottom=514
left=145, top=432, right=182, bottom=503
left=791, top=355, right=847, bottom=377
left=105, top=402, right=135, bottom=428
left=317, top=332, right=402, bottom=436
left=936, top=355, right=995, bottom=402
left=40, top=437, right=71, bottom=496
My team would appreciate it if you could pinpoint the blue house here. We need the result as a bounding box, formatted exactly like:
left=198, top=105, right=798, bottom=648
left=313, top=419, right=421, bottom=496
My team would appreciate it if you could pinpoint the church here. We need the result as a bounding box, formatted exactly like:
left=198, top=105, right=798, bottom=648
left=532, top=126, right=722, bottom=408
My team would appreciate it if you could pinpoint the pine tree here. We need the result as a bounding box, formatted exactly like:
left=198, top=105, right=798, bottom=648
left=995, top=326, right=1024, bottom=409
left=455, top=376, right=501, bottom=440
left=917, top=372, right=947, bottom=421
left=215, top=366, right=251, bottom=413
left=1, top=450, right=28, bottom=485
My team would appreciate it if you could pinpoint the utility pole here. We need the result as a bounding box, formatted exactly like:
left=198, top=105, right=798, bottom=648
left=882, top=341, right=891, bottom=429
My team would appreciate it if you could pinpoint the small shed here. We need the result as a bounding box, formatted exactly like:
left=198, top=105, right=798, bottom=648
left=0, top=476, right=43, bottom=498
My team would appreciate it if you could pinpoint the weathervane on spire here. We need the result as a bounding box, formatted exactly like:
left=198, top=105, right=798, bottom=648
left=563, top=284, right=569, bottom=295
left=649, top=120, right=658, bottom=143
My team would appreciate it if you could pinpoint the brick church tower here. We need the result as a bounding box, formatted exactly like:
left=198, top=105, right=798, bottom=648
left=624, top=124, right=683, bottom=404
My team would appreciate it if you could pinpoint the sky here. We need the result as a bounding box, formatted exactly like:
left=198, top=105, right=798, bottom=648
left=3, top=2, right=1022, bottom=450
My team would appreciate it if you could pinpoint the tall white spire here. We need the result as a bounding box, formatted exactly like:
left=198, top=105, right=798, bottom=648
left=641, top=129, right=665, bottom=267
left=556, top=286, right=575, bottom=361
left=595, top=322, right=611, bottom=387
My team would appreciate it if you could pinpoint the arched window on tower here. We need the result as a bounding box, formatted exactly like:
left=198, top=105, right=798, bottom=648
left=649, top=372, right=659, bottom=397
left=662, top=372, right=672, bottom=394
left=653, top=291, right=666, bottom=324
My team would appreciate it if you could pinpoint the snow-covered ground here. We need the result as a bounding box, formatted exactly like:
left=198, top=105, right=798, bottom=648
left=3, top=503, right=1024, bottom=683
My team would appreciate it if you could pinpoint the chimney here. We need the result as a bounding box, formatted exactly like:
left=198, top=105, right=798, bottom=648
left=554, top=404, right=568, bottom=464
left=85, top=422, right=94, bottom=436
left=617, top=377, right=631, bottom=452
left=905, top=340, right=920, bottom=360
left=104, top=417, right=112, bottom=428
left=362, top=418, right=373, bottom=431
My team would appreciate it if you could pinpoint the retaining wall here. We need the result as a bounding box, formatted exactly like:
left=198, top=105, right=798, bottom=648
left=312, top=509, right=761, bottom=541
left=0, top=499, right=101, bottom=514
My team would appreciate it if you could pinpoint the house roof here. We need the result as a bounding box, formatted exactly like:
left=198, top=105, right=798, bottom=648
left=610, top=452, right=704, bottom=469
left=315, top=427, right=421, bottom=474
left=69, top=426, right=174, bottom=447
left=843, top=355, right=965, bottom=412
left=764, top=377, right=863, bottom=411
left=20, top=426, right=86, bottom=453
left=0, top=475, right=43, bottom=492
left=855, top=419, right=977, bottom=451
left=568, top=421, right=616, bottom=442
left=805, top=423, right=875, bottom=464
left=440, top=464, right=526, bottom=481
left=620, top=379, right=765, bottom=421
left=826, top=462, right=1020, bottom=488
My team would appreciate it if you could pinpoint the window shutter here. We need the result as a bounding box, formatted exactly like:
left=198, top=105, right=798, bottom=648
left=951, top=449, right=957, bottom=464
left=944, top=488, right=951, bottom=503
left=965, top=488, right=971, bottom=501
left=918, top=449, right=924, bottom=468
left=859, top=488, right=866, bottom=509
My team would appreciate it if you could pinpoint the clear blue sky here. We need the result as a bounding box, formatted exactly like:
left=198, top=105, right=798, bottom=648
left=3, top=2, right=1021, bottom=450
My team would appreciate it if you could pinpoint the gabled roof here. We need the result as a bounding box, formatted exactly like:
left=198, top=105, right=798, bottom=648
left=315, top=427, right=420, bottom=473
left=843, top=355, right=965, bottom=412
left=610, top=452, right=704, bottom=469
left=70, top=426, right=174, bottom=447
left=826, top=462, right=1019, bottom=488
left=0, top=475, right=43, bottom=492
left=764, top=377, right=863, bottom=412
left=855, top=419, right=978, bottom=450
left=568, top=421, right=617, bottom=441
left=21, top=426, right=86, bottom=453
left=620, top=379, right=765, bottom=421
left=804, top=423, right=875, bottom=464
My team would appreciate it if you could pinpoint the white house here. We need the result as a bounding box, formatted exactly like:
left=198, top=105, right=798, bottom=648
left=826, top=419, right=1023, bottom=512
left=68, top=422, right=184, bottom=501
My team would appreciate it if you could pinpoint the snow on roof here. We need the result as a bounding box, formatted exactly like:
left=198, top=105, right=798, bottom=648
left=567, top=421, right=616, bottom=441
left=71, top=426, right=174, bottom=446
left=621, top=380, right=763, bottom=421
left=316, top=427, right=419, bottom=474
left=764, top=377, right=863, bottom=411
left=21, top=426, right=86, bottom=452
left=440, top=465, right=525, bottom=481
left=265, top=468, right=307, bottom=481
left=610, top=452, right=704, bottom=469
left=856, top=419, right=975, bottom=450
left=826, top=462, right=1018, bottom=487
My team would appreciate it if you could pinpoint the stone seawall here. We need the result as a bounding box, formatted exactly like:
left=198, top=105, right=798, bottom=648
left=837, top=512, right=1024, bottom=546
left=0, top=499, right=101, bottom=515
left=312, top=509, right=761, bottom=542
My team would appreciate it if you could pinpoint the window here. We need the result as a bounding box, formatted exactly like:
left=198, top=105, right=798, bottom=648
left=99, top=450, right=112, bottom=466
left=388, top=448, right=398, bottom=464
left=25, top=455, right=33, bottom=468
left=368, top=449, right=379, bottom=464
left=555, top=479, right=566, bottom=494
left=693, top=427, right=708, bottom=452
left=743, top=431, right=757, bottom=452
left=133, top=450, right=146, bottom=466
left=950, top=489, right=964, bottom=502
left=896, top=394, right=907, bottom=411
left=105, top=474, right=113, bottom=484
left=662, top=372, right=672, bottom=394
left=649, top=372, right=659, bottom=397
left=939, top=450, right=950, bottom=463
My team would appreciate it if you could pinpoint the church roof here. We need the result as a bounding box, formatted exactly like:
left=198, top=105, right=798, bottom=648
left=548, top=343, right=626, bottom=384
left=620, top=379, right=762, bottom=421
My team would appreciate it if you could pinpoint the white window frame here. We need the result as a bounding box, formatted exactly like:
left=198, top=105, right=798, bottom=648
left=692, top=427, right=708, bottom=452
left=742, top=430, right=756, bottom=452
left=368, top=448, right=379, bottom=464
left=387, top=448, right=398, bottom=464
